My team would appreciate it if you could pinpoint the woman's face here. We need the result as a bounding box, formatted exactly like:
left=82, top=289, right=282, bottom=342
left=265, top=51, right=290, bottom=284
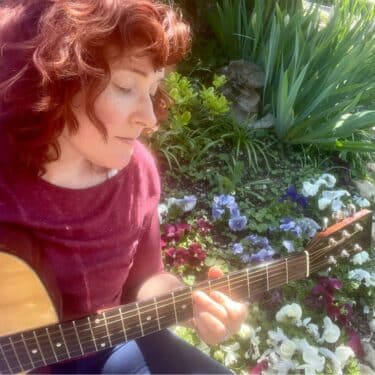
left=63, top=54, right=165, bottom=170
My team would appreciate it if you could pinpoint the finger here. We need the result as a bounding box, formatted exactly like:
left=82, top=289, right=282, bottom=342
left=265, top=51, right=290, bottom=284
left=210, top=291, right=248, bottom=331
left=192, top=290, right=228, bottom=322
left=193, top=310, right=229, bottom=345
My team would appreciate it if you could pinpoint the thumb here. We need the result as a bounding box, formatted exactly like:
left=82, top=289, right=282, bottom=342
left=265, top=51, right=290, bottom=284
left=208, top=265, right=224, bottom=279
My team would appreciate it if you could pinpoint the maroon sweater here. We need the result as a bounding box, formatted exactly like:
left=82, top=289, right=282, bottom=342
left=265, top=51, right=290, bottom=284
left=0, top=141, right=164, bottom=322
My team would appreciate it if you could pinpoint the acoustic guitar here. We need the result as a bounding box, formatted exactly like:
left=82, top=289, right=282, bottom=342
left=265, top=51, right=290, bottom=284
left=0, top=209, right=372, bottom=374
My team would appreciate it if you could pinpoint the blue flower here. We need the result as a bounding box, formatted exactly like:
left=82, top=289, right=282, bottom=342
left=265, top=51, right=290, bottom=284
left=228, top=215, right=247, bottom=231
left=280, top=185, right=308, bottom=209
left=246, top=234, right=269, bottom=247
left=241, top=254, right=252, bottom=263
left=214, top=194, right=236, bottom=207
left=298, top=217, right=321, bottom=238
left=212, top=206, right=225, bottom=221
left=279, top=217, right=296, bottom=231
left=229, top=205, right=240, bottom=218
left=232, top=243, right=244, bottom=255
left=280, top=217, right=303, bottom=238
left=249, top=247, right=275, bottom=263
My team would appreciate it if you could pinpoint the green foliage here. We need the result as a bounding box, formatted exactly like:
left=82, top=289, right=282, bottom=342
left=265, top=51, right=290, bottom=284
left=206, top=0, right=375, bottom=155
left=147, top=72, right=272, bottom=177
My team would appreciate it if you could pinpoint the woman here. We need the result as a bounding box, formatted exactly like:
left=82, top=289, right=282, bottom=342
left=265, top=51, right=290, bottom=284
left=0, top=0, right=248, bottom=373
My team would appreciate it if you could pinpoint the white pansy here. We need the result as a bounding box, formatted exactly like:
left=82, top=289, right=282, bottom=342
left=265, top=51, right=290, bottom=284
left=238, top=323, right=252, bottom=340
left=319, top=347, right=342, bottom=375
left=351, top=251, right=370, bottom=265
left=302, top=181, right=320, bottom=197
left=273, top=359, right=296, bottom=375
left=353, top=195, right=371, bottom=208
left=295, top=339, right=325, bottom=373
left=301, top=174, right=337, bottom=197
left=320, top=173, right=336, bottom=188
left=318, top=190, right=350, bottom=211
left=268, top=327, right=288, bottom=343
left=279, top=339, right=297, bottom=359
left=306, top=323, right=320, bottom=341
left=363, top=305, right=370, bottom=314
left=221, top=342, right=240, bottom=367
left=370, top=319, right=375, bottom=333
left=322, top=316, right=340, bottom=343
left=166, top=197, right=177, bottom=208
left=335, top=346, right=354, bottom=368
left=348, top=269, right=375, bottom=287
left=157, top=203, right=168, bottom=223
left=276, top=303, right=303, bottom=324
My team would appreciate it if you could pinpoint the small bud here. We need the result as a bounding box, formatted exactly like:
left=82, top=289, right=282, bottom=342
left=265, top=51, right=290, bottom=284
left=340, top=249, right=350, bottom=258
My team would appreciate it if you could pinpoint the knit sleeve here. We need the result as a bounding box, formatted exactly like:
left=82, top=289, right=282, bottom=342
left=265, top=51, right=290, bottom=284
left=121, top=208, right=164, bottom=303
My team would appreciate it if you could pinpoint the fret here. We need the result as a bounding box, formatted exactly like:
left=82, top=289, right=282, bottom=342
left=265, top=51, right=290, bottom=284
left=33, top=331, right=47, bottom=365
left=58, top=324, right=71, bottom=359
left=171, top=291, right=178, bottom=324
left=103, top=308, right=126, bottom=347
left=87, top=317, right=99, bottom=352
left=153, top=297, right=161, bottom=331
left=248, top=266, right=268, bottom=297
left=102, top=312, right=113, bottom=347
left=59, top=322, right=83, bottom=358
left=266, top=264, right=270, bottom=291
left=21, top=330, right=45, bottom=368
left=9, top=335, right=25, bottom=372
left=0, top=340, right=13, bottom=374
left=119, top=304, right=144, bottom=342
left=72, top=321, right=84, bottom=355
left=89, top=315, right=112, bottom=351
left=246, top=269, right=251, bottom=299
left=74, top=318, right=97, bottom=354
left=226, top=274, right=232, bottom=298
left=11, top=333, right=34, bottom=371
left=45, top=328, right=58, bottom=363
left=285, top=258, right=289, bottom=284
left=136, top=303, right=145, bottom=337
left=207, top=279, right=213, bottom=294
left=137, top=300, right=160, bottom=336
left=154, top=294, right=176, bottom=330
left=46, top=325, right=70, bottom=361
left=21, top=333, right=34, bottom=368
left=0, top=337, right=21, bottom=373
left=118, top=307, right=128, bottom=342
left=172, top=288, right=193, bottom=323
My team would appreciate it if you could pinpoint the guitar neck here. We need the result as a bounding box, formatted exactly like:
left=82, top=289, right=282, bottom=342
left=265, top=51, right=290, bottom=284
left=0, top=252, right=311, bottom=373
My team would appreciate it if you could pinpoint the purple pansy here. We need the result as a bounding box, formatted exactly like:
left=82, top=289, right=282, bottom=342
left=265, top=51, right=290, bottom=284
left=279, top=185, right=308, bottom=208
left=228, top=215, right=247, bottom=231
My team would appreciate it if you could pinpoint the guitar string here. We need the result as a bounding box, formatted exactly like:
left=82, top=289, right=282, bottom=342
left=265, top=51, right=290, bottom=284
left=0, top=257, right=335, bottom=373
left=0, top=242, right=346, bottom=356
left=0, top=228, right=361, bottom=372
left=1, top=249, right=332, bottom=366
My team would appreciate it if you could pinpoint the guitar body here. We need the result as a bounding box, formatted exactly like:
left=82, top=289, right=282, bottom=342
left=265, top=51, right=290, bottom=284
left=0, top=252, right=58, bottom=337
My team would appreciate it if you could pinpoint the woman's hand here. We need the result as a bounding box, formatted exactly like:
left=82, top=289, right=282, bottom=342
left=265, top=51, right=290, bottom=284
left=191, top=267, right=248, bottom=345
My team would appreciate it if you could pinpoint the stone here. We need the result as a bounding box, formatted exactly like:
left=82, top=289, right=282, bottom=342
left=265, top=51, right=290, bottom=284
left=221, top=60, right=265, bottom=88
left=249, top=113, right=275, bottom=129
left=363, top=341, right=375, bottom=370
left=353, top=180, right=375, bottom=201
left=358, top=363, right=375, bottom=375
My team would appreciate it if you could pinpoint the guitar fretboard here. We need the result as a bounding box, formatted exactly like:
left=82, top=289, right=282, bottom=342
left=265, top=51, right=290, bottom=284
left=0, top=254, right=310, bottom=373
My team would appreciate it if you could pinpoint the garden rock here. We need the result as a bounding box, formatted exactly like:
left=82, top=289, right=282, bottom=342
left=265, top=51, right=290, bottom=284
left=363, top=341, right=375, bottom=371
left=359, top=363, right=375, bottom=375
left=352, top=180, right=375, bottom=201
left=219, top=60, right=265, bottom=123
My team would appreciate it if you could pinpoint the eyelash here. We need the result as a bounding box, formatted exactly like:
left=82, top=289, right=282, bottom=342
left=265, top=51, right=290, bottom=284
left=115, top=84, right=158, bottom=99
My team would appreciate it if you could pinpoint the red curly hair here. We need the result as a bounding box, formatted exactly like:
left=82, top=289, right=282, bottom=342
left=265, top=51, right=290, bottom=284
left=0, top=0, right=191, bottom=176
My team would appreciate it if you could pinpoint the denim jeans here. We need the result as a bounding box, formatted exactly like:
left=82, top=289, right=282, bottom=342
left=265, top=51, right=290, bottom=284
left=36, top=330, right=232, bottom=374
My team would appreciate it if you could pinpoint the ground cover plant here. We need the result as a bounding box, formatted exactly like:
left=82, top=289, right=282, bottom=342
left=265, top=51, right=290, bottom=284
left=157, top=159, right=375, bottom=374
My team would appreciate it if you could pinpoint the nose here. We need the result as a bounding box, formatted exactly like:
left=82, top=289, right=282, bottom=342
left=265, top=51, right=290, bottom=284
left=133, top=94, right=157, bottom=130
